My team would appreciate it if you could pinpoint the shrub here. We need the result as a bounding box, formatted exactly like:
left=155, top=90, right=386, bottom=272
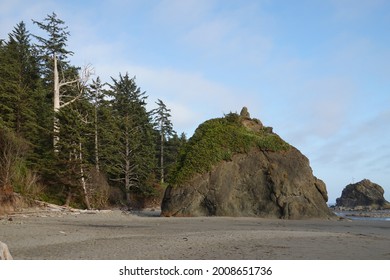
left=169, top=114, right=290, bottom=186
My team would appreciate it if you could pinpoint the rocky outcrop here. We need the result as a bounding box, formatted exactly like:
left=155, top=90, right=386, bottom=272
left=0, top=241, right=13, bottom=260
left=336, top=179, right=389, bottom=209
left=240, top=106, right=251, bottom=118
left=161, top=109, right=334, bottom=219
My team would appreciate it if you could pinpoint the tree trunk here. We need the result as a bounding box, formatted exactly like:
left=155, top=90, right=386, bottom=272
left=52, top=57, right=91, bottom=153
left=64, top=188, right=72, bottom=207
left=79, top=142, right=91, bottom=209
left=53, top=53, right=60, bottom=151
left=160, top=131, right=164, bottom=184
left=125, top=192, right=131, bottom=209
left=94, top=104, right=100, bottom=172
left=124, top=125, right=131, bottom=207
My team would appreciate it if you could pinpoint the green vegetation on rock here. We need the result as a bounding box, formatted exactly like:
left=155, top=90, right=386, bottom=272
left=169, top=113, right=290, bottom=185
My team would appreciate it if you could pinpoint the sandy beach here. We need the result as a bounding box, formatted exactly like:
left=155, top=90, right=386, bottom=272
left=1, top=209, right=389, bottom=260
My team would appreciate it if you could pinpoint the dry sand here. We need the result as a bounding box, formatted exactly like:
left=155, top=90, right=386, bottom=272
left=1, top=209, right=389, bottom=260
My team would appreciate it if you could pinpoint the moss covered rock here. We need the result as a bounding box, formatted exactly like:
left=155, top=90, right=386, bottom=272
left=169, top=112, right=290, bottom=186
left=162, top=110, right=334, bottom=219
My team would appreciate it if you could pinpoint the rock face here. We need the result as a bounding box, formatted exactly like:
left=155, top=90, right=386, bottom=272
left=161, top=110, right=334, bottom=219
left=240, top=106, right=250, bottom=118
left=336, top=179, right=389, bottom=209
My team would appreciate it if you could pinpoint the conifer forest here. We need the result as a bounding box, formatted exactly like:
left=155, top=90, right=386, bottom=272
left=0, top=13, right=187, bottom=210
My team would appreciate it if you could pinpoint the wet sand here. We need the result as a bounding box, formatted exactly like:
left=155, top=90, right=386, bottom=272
left=1, top=210, right=389, bottom=260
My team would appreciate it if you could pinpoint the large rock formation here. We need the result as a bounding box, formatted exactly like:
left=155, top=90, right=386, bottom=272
left=161, top=109, right=334, bottom=219
left=336, top=179, right=389, bottom=209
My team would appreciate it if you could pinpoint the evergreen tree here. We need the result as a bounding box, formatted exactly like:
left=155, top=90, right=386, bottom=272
left=152, top=99, right=175, bottom=184
left=0, top=21, right=44, bottom=162
left=32, top=12, right=91, bottom=151
left=86, top=77, right=106, bottom=172
left=106, top=73, right=156, bottom=206
left=165, top=132, right=187, bottom=183
left=55, top=96, right=94, bottom=209
left=0, top=41, right=16, bottom=129
left=32, top=12, right=73, bottom=61
left=1, top=14, right=183, bottom=209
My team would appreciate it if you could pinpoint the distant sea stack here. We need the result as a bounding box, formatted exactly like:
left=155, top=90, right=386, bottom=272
left=161, top=108, right=335, bottom=219
left=336, top=179, right=390, bottom=210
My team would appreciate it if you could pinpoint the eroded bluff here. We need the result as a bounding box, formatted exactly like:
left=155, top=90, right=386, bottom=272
left=161, top=109, right=334, bottom=219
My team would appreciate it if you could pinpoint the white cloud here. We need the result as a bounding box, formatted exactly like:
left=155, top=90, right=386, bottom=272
left=136, top=67, right=231, bottom=101
left=85, top=59, right=244, bottom=134
left=182, top=17, right=234, bottom=49
left=303, top=77, right=355, bottom=137
left=163, top=101, right=201, bottom=135
left=307, top=107, right=390, bottom=201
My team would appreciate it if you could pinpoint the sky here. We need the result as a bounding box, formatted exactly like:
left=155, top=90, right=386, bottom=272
left=1, top=0, right=389, bottom=204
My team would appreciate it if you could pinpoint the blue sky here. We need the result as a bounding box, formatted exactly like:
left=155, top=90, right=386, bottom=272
left=1, top=0, right=389, bottom=204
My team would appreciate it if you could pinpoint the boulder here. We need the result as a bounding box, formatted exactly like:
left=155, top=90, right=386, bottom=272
left=336, top=179, right=389, bottom=209
left=0, top=241, right=13, bottom=260
left=240, top=106, right=250, bottom=118
left=162, top=110, right=334, bottom=219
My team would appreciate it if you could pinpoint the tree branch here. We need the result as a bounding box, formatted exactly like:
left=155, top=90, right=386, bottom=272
left=59, top=78, right=79, bottom=88
left=59, top=64, right=94, bottom=109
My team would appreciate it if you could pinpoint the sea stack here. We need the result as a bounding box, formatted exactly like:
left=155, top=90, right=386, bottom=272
left=161, top=108, right=335, bottom=219
left=336, top=179, right=389, bottom=210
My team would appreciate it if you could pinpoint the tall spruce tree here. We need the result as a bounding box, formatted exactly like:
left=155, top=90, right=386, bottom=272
left=0, top=22, right=40, bottom=136
left=86, top=77, right=106, bottom=172
left=152, top=99, right=175, bottom=184
left=55, top=95, right=94, bottom=209
left=0, top=39, right=16, bottom=129
left=32, top=13, right=91, bottom=151
left=0, top=21, right=47, bottom=170
left=107, top=73, right=156, bottom=206
left=165, top=132, right=187, bottom=182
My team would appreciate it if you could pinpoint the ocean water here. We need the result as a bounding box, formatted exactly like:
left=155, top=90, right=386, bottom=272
left=334, top=210, right=390, bottom=221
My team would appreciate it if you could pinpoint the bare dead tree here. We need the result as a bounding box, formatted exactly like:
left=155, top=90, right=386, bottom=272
left=77, top=141, right=91, bottom=209
left=53, top=62, right=94, bottom=151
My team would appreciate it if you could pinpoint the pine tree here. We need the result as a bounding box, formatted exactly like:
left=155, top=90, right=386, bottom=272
left=0, top=22, right=38, bottom=132
left=152, top=99, right=175, bottom=184
left=164, top=132, right=187, bottom=184
left=55, top=95, right=94, bottom=209
left=86, top=77, right=106, bottom=172
left=32, top=13, right=92, bottom=151
left=0, top=21, right=45, bottom=163
left=106, top=73, right=156, bottom=206
left=0, top=42, right=16, bottom=129
left=10, top=22, right=42, bottom=137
